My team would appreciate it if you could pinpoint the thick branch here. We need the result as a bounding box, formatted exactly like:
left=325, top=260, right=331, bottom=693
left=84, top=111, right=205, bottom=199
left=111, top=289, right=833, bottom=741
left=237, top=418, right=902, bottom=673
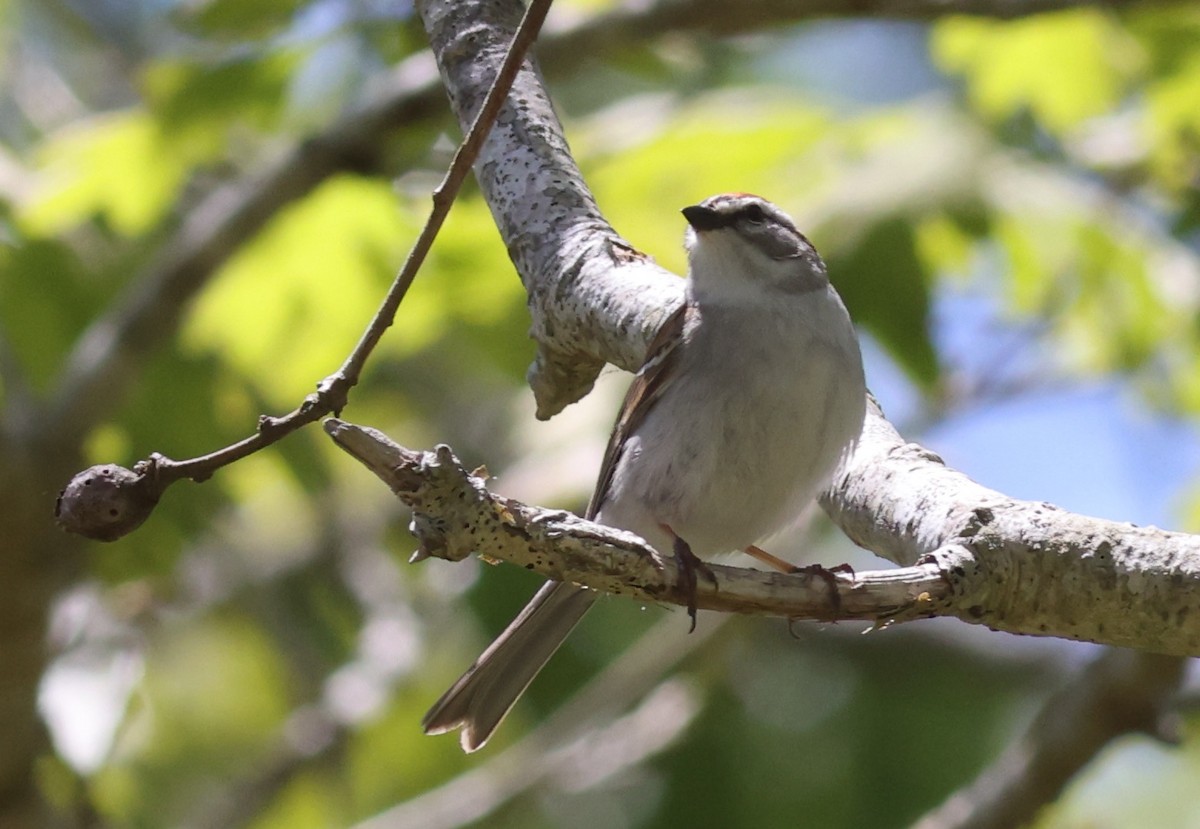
left=327, top=419, right=1200, bottom=655
left=325, top=418, right=948, bottom=623
left=419, top=0, right=1187, bottom=418
left=418, top=0, right=1200, bottom=657
left=823, top=397, right=1200, bottom=654
left=422, top=0, right=683, bottom=416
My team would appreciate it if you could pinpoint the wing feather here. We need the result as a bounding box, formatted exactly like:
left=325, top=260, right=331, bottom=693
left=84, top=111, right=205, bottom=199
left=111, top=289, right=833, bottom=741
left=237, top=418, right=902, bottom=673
left=585, top=302, right=694, bottom=519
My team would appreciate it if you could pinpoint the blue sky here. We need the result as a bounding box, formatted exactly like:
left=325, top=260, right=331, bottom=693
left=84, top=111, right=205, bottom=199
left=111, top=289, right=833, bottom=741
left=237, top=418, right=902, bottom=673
left=865, top=287, right=1200, bottom=533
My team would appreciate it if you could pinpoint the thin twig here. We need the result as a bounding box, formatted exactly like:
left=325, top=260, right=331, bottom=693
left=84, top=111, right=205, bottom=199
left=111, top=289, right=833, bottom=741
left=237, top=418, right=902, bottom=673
left=56, top=0, right=557, bottom=541
left=333, top=0, right=555, bottom=390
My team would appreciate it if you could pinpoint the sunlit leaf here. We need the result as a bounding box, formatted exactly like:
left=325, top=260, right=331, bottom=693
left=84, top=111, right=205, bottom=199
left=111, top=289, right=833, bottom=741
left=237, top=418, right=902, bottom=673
left=1125, top=5, right=1200, bottom=75
left=177, top=0, right=306, bottom=38
left=21, top=111, right=189, bottom=236
left=1143, top=53, right=1200, bottom=188
left=253, top=772, right=343, bottom=829
left=142, top=49, right=303, bottom=150
left=915, top=212, right=980, bottom=279
left=933, top=11, right=1144, bottom=134
left=1065, top=220, right=1165, bottom=371
left=997, top=212, right=1066, bottom=316
left=182, top=175, right=412, bottom=403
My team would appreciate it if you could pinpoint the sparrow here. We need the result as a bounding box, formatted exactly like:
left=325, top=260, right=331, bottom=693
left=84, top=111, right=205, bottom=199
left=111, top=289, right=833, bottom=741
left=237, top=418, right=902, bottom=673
left=423, top=193, right=867, bottom=751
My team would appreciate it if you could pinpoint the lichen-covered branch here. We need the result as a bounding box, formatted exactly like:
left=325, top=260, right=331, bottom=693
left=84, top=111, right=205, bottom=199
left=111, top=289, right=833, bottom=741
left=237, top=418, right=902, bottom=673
left=419, top=0, right=1200, bottom=657
left=421, top=0, right=683, bottom=417
left=325, top=419, right=949, bottom=622
left=327, top=419, right=1200, bottom=655
left=824, top=398, right=1200, bottom=654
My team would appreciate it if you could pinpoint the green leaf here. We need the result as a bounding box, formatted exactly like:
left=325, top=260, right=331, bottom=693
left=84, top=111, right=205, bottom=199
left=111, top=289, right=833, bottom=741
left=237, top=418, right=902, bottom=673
left=1067, top=219, right=1165, bottom=371
left=142, top=49, right=302, bottom=152
left=1144, top=52, right=1200, bottom=189
left=915, top=211, right=983, bottom=279
left=175, top=0, right=307, bottom=39
left=1125, top=5, right=1200, bottom=76
left=933, top=11, right=1145, bottom=134
left=0, top=236, right=94, bottom=389
left=252, top=772, right=343, bottom=829
left=21, top=111, right=190, bottom=236
left=182, top=174, right=412, bottom=404
left=139, top=613, right=292, bottom=765
left=827, top=218, right=938, bottom=390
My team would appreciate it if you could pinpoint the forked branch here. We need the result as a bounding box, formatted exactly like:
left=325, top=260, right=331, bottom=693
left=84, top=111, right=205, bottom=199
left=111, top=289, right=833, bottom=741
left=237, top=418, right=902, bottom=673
left=54, top=0, right=555, bottom=542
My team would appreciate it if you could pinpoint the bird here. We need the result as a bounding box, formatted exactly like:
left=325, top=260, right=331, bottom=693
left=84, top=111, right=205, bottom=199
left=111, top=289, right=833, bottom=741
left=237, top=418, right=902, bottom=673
left=422, top=192, right=867, bottom=751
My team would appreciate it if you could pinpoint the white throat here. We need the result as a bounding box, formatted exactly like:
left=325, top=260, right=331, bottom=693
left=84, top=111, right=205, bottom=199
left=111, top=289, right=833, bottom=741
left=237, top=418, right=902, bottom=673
left=686, top=228, right=825, bottom=305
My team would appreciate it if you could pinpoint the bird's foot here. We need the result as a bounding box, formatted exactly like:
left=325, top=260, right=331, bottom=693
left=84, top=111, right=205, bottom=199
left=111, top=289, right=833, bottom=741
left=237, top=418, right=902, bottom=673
left=789, top=562, right=854, bottom=618
left=673, top=536, right=717, bottom=632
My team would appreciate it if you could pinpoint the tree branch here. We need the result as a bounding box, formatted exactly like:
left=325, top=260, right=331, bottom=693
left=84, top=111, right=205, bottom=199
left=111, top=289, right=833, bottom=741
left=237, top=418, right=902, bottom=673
left=823, top=397, right=1200, bottom=653
left=55, top=0, right=556, bottom=542
left=327, top=418, right=1200, bottom=654
left=911, top=649, right=1185, bottom=829
left=420, top=0, right=682, bottom=418
left=45, top=0, right=1167, bottom=449
left=409, top=0, right=1200, bottom=656
left=325, top=418, right=948, bottom=623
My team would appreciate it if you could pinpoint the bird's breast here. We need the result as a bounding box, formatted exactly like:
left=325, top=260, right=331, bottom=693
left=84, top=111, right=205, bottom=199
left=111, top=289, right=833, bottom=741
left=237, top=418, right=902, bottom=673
left=608, top=296, right=865, bottom=557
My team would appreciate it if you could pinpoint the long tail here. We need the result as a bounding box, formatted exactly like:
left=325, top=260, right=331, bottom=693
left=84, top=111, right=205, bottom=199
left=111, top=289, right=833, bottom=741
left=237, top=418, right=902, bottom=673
left=421, top=581, right=596, bottom=751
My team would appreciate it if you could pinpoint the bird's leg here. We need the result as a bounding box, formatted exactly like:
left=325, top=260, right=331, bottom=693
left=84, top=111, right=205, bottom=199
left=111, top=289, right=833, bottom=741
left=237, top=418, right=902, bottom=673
left=743, top=544, right=796, bottom=573
left=745, top=544, right=853, bottom=617
left=663, top=525, right=717, bottom=632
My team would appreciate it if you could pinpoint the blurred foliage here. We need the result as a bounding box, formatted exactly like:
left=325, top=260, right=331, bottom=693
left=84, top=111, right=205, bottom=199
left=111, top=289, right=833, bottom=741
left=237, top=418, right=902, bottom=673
left=932, top=11, right=1144, bottom=132
left=1, top=0, right=1199, bottom=828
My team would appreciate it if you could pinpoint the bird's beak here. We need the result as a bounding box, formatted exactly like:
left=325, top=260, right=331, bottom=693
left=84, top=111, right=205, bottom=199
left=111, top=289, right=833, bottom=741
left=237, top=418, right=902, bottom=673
left=681, top=204, right=729, bottom=232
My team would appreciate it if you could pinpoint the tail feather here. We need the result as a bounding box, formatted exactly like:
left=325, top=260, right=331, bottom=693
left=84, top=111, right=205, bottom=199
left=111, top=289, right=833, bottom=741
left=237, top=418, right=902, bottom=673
left=422, top=581, right=596, bottom=751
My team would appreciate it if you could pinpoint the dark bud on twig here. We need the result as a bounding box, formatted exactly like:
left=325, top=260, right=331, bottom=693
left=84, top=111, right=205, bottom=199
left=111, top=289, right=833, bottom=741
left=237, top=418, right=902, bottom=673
left=55, top=464, right=162, bottom=541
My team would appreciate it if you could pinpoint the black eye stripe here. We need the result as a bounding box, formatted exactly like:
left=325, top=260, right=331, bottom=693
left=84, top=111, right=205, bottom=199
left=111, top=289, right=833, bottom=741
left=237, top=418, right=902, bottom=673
left=740, top=204, right=767, bottom=222
left=690, top=197, right=802, bottom=235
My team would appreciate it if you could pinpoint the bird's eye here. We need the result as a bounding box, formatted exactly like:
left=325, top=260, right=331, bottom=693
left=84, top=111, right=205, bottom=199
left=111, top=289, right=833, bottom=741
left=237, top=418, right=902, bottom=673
left=742, top=204, right=766, bottom=223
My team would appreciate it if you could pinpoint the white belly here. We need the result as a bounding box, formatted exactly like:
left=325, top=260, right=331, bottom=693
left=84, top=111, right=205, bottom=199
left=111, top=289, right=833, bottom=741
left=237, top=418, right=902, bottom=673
left=596, top=293, right=865, bottom=558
